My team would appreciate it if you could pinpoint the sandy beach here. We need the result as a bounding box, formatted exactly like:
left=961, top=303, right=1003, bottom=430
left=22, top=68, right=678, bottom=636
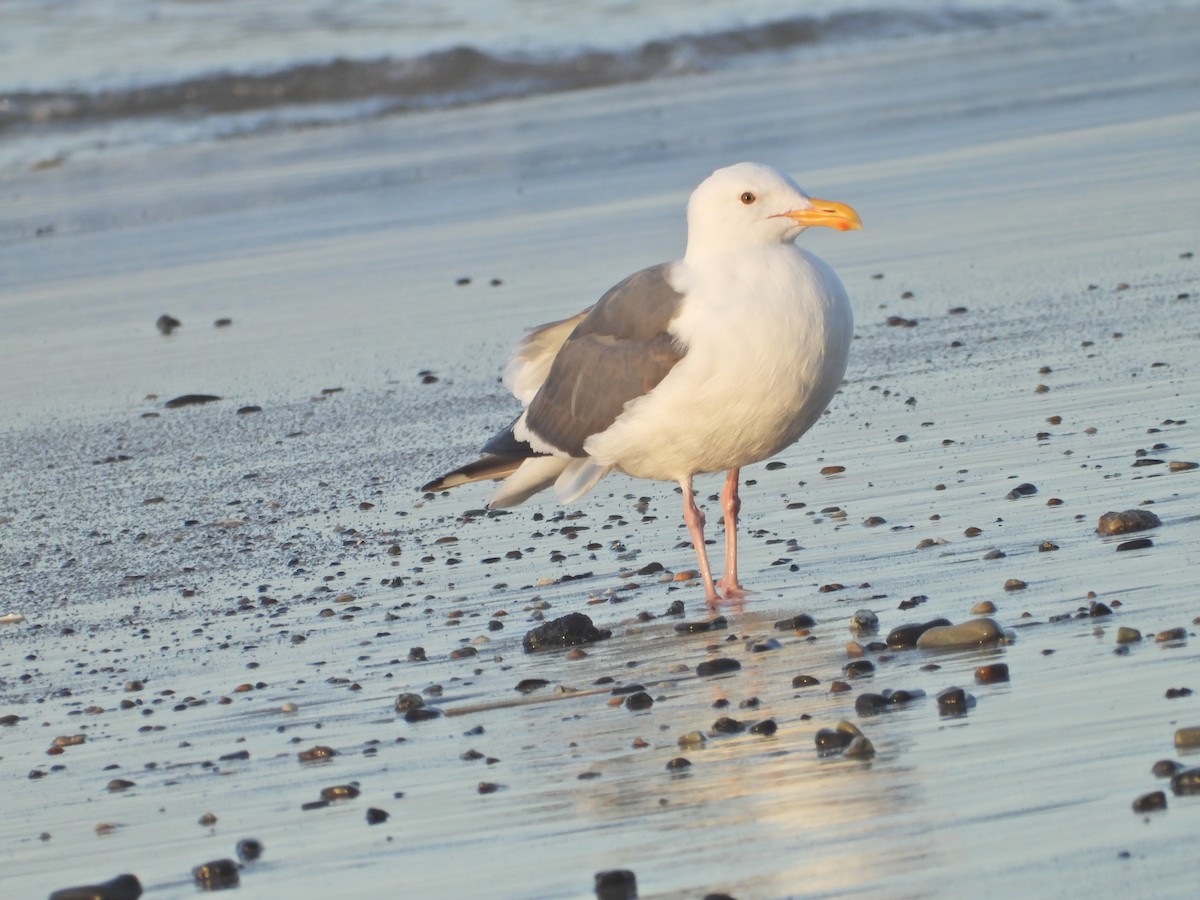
left=2, top=7, right=1199, bottom=899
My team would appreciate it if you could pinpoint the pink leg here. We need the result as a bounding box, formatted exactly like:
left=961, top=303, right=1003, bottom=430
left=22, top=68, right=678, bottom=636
left=718, top=468, right=749, bottom=599
left=680, top=478, right=722, bottom=606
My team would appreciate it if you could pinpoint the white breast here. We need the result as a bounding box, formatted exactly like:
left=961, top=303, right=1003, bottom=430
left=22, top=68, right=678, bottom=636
left=583, top=245, right=853, bottom=481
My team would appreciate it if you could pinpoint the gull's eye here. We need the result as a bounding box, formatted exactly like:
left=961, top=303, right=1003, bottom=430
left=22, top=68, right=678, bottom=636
left=740, top=191, right=756, bottom=205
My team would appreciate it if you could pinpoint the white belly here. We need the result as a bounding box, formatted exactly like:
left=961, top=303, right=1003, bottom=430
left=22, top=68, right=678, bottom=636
left=584, top=246, right=853, bottom=481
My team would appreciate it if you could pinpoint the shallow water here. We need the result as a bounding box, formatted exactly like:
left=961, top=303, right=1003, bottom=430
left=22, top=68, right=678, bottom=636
left=2, top=9, right=1200, bottom=900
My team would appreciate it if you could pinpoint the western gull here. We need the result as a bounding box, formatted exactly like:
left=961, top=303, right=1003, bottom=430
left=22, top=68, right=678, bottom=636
left=423, top=162, right=860, bottom=604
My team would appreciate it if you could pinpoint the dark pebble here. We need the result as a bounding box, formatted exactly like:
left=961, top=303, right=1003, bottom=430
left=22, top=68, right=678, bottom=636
left=515, top=679, right=551, bottom=694
left=50, top=874, right=143, bottom=900
left=523, top=612, right=612, bottom=652
left=792, top=675, right=820, bottom=688
left=235, top=839, right=263, bottom=862
left=610, top=683, right=647, bottom=695
left=885, top=688, right=925, bottom=705
left=1089, top=601, right=1112, bottom=617
left=675, top=616, right=727, bottom=634
left=320, top=785, right=360, bottom=801
left=1006, top=482, right=1038, bottom=499
left=1166, top=687, right=1194, bottom=699
left=696, top=658, right=741, bottom=677
left=404, top=707, right=442, bottom=723
left=711, top=717, right=746, bottom=734
left=366, top=808, right=389, bottom=825
left=1152, top=759, right=1182, bottom=778
left=297, top=745, right=336, bottom=763
left=666, top=757, right=692, bottom=770
left=407, top=646, right=428, bottom=662
left=814, top=728, right=854, bottom=755
left=750, top=638, right=782, bottom=652
left=749, top=719, right=777, bottom=736
left=936, top=686, right=974, bottom=715
left=625, top=691, right=654, bottom=711
left=1116, top=538, right=1153, bottom=551
left=394, top=692, right=425, bottom=711
left=774, top=613, right=816, bottom=630
left=192, top=859, right=239, bottom=890
left=1096, top=509, right=1162, bottom=535
left=477, top=782, right=502, bottom=794
left=1132, top=791, right=1167, bottom=813
left=843, top=660, right=875, bottom=678
left=665, top=600, right=686, bottom=616
left=974, top=663, right=1010, bottom=684
left=1170, top=768, right=1200, bottom=796
left=855, top=693, right=889, bottom=716
left=164, top=393, right=221, bottom=409
left=886, top=618, right=951, bottom=649
left=595, top=869, right=638, bottom=900
left=156, top=314, right=181, bottom=335
left=1156, top=627, right=1187, bottom=643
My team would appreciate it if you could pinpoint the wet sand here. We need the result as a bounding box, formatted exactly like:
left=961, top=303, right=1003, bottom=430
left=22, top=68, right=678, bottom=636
left=3, top=11, right=1200, bottom=899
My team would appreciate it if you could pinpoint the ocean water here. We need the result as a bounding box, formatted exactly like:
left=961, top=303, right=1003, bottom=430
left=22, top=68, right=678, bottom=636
left=0, top=0, right=1193, bottom=170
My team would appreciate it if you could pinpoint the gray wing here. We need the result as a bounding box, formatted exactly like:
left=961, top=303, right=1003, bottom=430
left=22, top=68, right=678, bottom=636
left=524, top=263, right=686, bottom=456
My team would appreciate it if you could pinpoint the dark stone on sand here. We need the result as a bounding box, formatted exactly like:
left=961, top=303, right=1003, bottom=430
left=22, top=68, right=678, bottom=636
left=407, top=646, right=428, bottom=662
left=1152, top=759, right=1182, bottom=778
left=320, top=784, right=360, bottom=801
left=675, top=616, right=727, bottom=634
left=974, top=663, right=1009, bottom=684
left=214, top=317, right=233, bottom=327
left=404, top=707, right=442, bottom=723
left=887, top=618, right=952, bottom=649
left=792, top=674, right=820, bottom=688
left=611, top=683, right=647, bottom=695
left=192, top=859, right=239, bottom=890
left=366, top=807, right=389, bottom=825
left=1166, top=687, right=1194, bottom=699
left=236, top=405, right=262, bottom=415
left=844, top=660, right=875, bottom=678
left=49, top=874, right=143, bottom=900
left=775, top=613, right=816, bottom=630
left=156, top=314, right=181, bottom=335
left=1006, top=482, right=1038, bottom=499
left=477, top=781, right=502, bottom=794
left=749, top=719, right=778, bottom=736
left=1096, top=509, right=1162, bottom=535
left=515, top=678, right=551, bottom=694
left=636, top=562, right=664, bottom=575
left=522, top=612, right=611, bottom=652
left=235, top=838, right=263, bottom=862
left=917, top=618, right=1004, bottom=649
left=1169, top=768, right=1200, bottom=796
left=750, top=638, right=782, bottom=652
left=936, top=686, right=974, bottom=715
left=1156, top=627, right=1187, bottom=643
left=164, top=393, right=221, bottom=409
left=855, top=693, right=889, bottom=716
left=595, top=868, right=638, bottom=900
left=1116, top=538, right=1153, bottom=551
left=1132, top=791, right=1167, bottom=813
left=106, top=779, right=136, bottom=792
left=0, top=714, right=20, bottom=726
left=625, top=691, right=654, bottom=711
left=1088, top=601, right=1113, bottom=617
left=814, top=728, right=854, bottom=755
left=712, top=717, right=746, bottom=734
left=666, top=757, right=692, bottom=770
left=394, top=692, right=425, bottom=711
left=696, top=658, right=741, bottom=677
left=885, top=688, right=925, bottom=705
left=665, top=600, right=686, bottom=616
left=297, top=745, right=336, bottom=762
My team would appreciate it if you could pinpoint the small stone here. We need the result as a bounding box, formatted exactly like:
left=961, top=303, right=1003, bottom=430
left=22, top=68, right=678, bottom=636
left=1170, top=768, right=1200, bottom=796
left=1152, top=760, right=1181, bottom=778
left=1166, top=687, right=1194, bottom=699
left=1006, top=483, right=1038, bottom=499
left=198, top=812, right=217, bottom=827
left=192, top=859, right=239, bottom=890
left=404, top=707, right=442, bottom=723
left=1115, top=627, right=1142, bottom=644
left=917, top=618, right=1004, bottom=649
left=1096, top=509, right=1162, bottom=535
left=298, top=745, right=336, bottom=763
left=936, top=686, right=974, bottom=715
left=711, top=717, right=746, bottom=734
left=156, top=314, right=181, bottom=335
left=1156, top=627, right=1187, bottom=643
left=678, top=731, right=707, bottom=749
left=49, top=874, right=143, bottom=900
left=366, top=807, right=389, bottom=825
left=514, top=679, right=551, bottom=694
left=674, top=616, right=727, bottom=634
left=236, top=838, right=263, bottom=862
left=394, top=692, right=425, bottom=711
left=974, top=663, right=1009, bottom=684
left=855, top=693, right=889, bottom=716
left=625, top=692, right=654, bottom=711
left=1116, top=538, right=1153, bottom=551
left=696, top=658, right=741, bottom=677
left=320, top=785, right=360, bottom=801
left=792, top=675, right=820, bottom=688
left=774, top=613, right=816, bottom=630
left=595, top=869, right=638, bottom=900
left=886, top=619, right=951, bottom=649
left=970, top=601, right=997, bottom=615
left=843, top=659, right=875, bottom=678
left=666, top=757, right=692, bottom=770
left=106, top=779, right=136, bottom=793
left=523, top=613, right=611, bottom=652
left=850, top=609, right=879, bottom=635
left=844, top=735, right=876, bottom=759
left=1174, top=727, right=1200, bottom=749
left=1003, top=579, right=1027, bottom=592
left=829, top=680, right=852, bottom=693
left=1089, top=601, right=1112, bottom=617
left=164, top=393, right=220, bottom=409
left=1168, top=460, right=1199, bottom=472
left=407, top=646, right=428, bottom=662
left=749, top=719, right=777, bottom=736
left=477, top=782, right=502, bottom=794
left=1132, top=791, right=1167, bottom=813
left=814, top=728, right=854, bottom=754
